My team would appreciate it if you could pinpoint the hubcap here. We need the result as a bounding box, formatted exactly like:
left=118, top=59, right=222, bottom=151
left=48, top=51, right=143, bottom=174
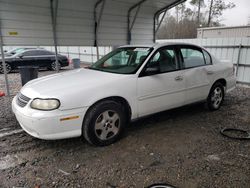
left=211, top=87, right=223, bottom=108
left=94, top=110, right=120, bottom=141
left=0, top=63, right=11, bottom=73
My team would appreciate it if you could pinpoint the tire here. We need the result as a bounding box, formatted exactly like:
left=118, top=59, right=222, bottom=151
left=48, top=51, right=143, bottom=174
left=0, top=63, right=12, bottom=74
left=50, top=61, right=61, bottom=71
left=207, top=82, right=225, bottom=111
left=82, top=100, right=126, bottom=146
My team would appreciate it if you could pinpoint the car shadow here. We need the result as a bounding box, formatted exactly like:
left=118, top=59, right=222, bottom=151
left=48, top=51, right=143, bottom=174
left=127, top=102, right=207, bottom=132
left=26, top=102, right=208, bottom=148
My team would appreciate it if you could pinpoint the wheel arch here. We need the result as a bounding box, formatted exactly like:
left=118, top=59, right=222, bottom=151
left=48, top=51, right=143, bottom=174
left=208, top=78, right=227, bottom=97
left=214, top=78, right=227, bottom=87
left=83, top=96, right=132, bottom=125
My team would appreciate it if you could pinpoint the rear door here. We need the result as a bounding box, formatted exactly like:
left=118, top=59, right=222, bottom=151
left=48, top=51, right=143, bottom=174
left=35, top=50, right=55, bottom=67
left=178, top=45, right=213, bottom=104
left=137, top=46, right=186, bottom=117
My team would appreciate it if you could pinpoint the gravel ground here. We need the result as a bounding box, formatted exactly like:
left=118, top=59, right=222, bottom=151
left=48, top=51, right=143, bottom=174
left=0, top=68, right=250, bottom=188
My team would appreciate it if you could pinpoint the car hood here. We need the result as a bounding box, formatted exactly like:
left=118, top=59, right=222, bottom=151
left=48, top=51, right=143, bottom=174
left=21, top=68, right=129, bottom=98
left=0, top=55, right=14, bottom=60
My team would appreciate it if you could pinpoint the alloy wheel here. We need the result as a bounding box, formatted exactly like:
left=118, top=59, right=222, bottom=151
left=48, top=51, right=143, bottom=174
left=94, top=110, right=120, bottom=141
left=51, top=62, right=61, bottom=71
left=0, top=63, right=11, bottom=74
left=211, top=87, right=223, bottom=109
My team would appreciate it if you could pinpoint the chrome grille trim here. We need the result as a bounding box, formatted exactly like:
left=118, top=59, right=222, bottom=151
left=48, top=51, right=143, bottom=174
left=16, top=93, right=31, bottom=107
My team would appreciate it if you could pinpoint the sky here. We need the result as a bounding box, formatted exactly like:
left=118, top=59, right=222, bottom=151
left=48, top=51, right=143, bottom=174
left=221, top=0, right=250, bottom=26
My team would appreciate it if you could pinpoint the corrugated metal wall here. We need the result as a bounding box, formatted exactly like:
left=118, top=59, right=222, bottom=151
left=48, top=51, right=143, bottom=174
left=0, top=0, right=53, bottom=45
left=197, top=26, right=250, bottom=38
left=157, top=38, right=250, bottom=85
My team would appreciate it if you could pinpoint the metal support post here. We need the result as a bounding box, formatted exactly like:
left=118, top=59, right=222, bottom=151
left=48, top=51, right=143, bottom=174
left=50, top=0, right=60, bottom=72
left=236, top=44, right=242, bottom=78
left=153, top=0, right=186, bottom=42
left=127, top=0, right=147, bottom=44
left=0, top=19, right=10, bottom=96
left=94, top=0, right=106, bottom=60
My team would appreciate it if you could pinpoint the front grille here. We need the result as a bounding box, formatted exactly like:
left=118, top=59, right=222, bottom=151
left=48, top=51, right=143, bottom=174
left=17, top=93, right=31, bottom=107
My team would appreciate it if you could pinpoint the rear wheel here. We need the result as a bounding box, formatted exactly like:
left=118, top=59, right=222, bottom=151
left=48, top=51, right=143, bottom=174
left=0, top=63, right=12, bottom=74
left=83, top=100, right=126, bottom=146
left=207, top=82, right=224, bottom=111
left=50, top=61, right=61, bottom=71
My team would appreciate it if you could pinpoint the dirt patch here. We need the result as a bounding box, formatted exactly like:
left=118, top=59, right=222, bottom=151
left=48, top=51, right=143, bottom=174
left=0, top=70, right=250, bottom=187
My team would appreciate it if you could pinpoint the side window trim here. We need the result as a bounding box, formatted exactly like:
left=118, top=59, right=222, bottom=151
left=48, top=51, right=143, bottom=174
left=139, top=45, right=181, bottom=77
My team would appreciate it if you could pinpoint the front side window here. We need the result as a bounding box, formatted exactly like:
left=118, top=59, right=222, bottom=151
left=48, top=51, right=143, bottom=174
left=90, top=47, right=152, bottom=74
left=147, top=47, right=179, bottom=73
left=180, top=47, right=205, bottom=68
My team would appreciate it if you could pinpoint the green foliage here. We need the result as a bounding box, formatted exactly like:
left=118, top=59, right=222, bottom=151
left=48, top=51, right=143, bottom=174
left=157, top=0, right=236, bottom=39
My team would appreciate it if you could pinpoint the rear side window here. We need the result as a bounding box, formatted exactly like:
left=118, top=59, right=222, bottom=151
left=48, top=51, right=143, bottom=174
left=203, top=50, right=212, bottom=65
left=180, top=47, right=205, bottom=68
left=22, top=50, right=38, bottom=56
left=40, top=50, right=55, bottom=55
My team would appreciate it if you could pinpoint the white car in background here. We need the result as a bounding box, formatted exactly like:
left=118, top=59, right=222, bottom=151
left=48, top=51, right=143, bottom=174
left=12, top=43, right=236, bottom=146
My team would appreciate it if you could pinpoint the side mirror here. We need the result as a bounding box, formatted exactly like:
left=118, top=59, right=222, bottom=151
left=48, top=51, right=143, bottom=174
left=18, top=54, right=23, bottom=59
left=145, top=66, right=160, bottom=75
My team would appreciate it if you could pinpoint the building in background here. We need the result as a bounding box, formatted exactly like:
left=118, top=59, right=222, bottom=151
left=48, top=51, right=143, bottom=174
left=197, top=25, right=250, bottom=38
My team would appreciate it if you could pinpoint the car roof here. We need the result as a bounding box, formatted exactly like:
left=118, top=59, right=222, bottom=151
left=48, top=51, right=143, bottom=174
left=119, top=42, right=205, bottom=50
left=21, top=48, right=49, bottom=53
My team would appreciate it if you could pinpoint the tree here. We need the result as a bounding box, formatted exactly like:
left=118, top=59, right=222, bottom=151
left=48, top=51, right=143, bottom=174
left=190, top=0, right=205, bottom=25
left=207, top=0, right=235, bottom=26
left=157, top=0, right=236, bottom=39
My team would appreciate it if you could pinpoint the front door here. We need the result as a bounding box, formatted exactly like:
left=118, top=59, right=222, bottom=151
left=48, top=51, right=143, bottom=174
left=137, top=46, right=186, bottom=117
left=16, top=50, right=38, bottom=67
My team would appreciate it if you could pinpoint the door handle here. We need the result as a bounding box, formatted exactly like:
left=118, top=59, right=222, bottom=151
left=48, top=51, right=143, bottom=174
left=206, top=70, right=214, bottom=75
left=175, top=76, right=183, bottom=81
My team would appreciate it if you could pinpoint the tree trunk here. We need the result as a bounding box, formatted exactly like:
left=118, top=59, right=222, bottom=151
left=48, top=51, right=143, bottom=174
left=207, top=0, right=213, bottom=26
left=197, top=0, right=201, bottom=25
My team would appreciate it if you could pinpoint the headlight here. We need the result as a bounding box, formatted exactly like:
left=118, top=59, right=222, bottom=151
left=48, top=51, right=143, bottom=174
left=30, top=98, right=60, bottom=110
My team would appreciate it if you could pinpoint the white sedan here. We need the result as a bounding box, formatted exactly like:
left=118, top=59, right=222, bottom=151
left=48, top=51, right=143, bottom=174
left=12, top=43, right=236, bottom=146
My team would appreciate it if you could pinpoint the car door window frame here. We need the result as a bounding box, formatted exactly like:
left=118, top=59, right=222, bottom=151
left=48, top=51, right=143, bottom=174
left=177, top=45, right=212, bottom=70
left=202, top=49, right=213, bottom=65
left=139, top=45, right=181, bottom=77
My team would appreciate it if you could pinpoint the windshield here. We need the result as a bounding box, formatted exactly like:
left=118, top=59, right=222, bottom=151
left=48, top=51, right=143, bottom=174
left=5, top=48, right=26, bottom=56
left=90, top=47, right=152, bottom=74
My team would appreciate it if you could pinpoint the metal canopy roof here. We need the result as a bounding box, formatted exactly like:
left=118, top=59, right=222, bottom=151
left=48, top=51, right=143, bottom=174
left=0, top=0, right=184, bottom=46
left=0, top=0, right=185, bottom=96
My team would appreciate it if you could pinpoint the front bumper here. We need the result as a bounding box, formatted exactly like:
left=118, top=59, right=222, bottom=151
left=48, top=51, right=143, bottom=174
left=12, top=96, right=87, bottom=140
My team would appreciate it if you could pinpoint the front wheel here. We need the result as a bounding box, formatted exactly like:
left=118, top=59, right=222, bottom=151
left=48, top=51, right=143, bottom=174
left=207, top=82, right=224, bottom=111
left=82, top=100, right=126, bottom=146
left=0, top=63, right=12, bottom=74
